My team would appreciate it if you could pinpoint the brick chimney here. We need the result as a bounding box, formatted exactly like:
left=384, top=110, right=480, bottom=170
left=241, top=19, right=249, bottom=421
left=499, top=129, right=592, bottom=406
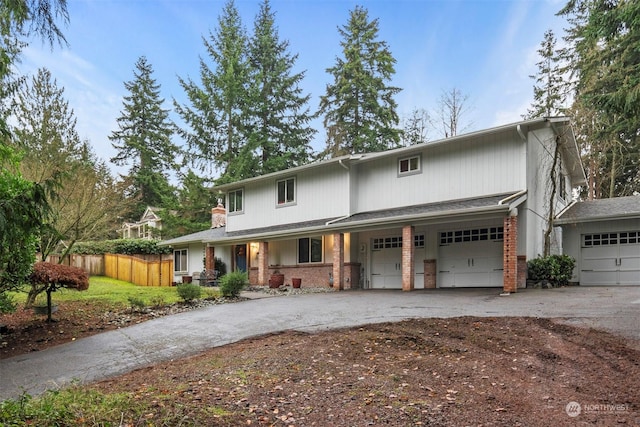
left=211, top=199, right=226, bottom=229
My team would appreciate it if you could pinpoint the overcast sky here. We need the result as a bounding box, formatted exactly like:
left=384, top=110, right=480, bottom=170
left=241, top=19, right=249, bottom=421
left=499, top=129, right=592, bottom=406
left=19, top=0, right=569, bottom=177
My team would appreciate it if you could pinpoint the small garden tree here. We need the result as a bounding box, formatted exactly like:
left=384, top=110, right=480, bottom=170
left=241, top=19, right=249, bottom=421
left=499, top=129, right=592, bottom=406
left=28, top=262, right=89, bottom=321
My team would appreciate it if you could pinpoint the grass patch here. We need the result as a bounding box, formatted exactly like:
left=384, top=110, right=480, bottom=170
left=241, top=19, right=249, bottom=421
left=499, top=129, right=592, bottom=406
left=10, top=276, right=188, bottom=307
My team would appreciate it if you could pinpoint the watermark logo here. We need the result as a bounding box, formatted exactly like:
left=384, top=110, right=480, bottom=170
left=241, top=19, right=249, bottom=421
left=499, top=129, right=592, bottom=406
left=566, top=401, right=581, bottom=417
left=565, top=400, right=629, bottom=417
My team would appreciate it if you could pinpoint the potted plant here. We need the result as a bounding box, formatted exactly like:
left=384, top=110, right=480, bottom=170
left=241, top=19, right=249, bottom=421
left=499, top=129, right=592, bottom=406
left=269, top=270, right=284, bottom=288
left=292, top=278, right=302, bottom=288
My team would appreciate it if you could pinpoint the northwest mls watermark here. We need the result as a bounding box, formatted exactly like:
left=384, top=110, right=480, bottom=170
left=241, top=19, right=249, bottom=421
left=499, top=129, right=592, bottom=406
left=565, top=401, right=630, bottom=417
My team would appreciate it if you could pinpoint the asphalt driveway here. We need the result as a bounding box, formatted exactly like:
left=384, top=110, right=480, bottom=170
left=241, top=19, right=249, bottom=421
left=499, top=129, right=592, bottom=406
left=1, top=286, right=639, bottom=401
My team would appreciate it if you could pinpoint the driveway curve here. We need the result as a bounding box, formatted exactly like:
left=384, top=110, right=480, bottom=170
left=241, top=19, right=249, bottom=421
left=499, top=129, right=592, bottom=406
left=1, top=286, right=639, bottom=401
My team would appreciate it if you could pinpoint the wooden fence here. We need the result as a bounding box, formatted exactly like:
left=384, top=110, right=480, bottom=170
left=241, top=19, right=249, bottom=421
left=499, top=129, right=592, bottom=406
left=104, top=254, right=174, bottom=287
left=44, top=254, right=105, bottom=276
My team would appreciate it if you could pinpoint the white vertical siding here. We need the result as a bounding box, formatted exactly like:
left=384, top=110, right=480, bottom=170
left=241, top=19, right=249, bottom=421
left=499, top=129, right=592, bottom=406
left=226, top=162, right=350, bottom=232
left=355, top=131, right=527, bottom=213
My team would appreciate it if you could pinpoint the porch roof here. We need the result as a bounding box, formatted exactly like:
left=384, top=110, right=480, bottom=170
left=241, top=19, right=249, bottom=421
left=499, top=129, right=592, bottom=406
left=200, top=192, right=520, bottom=245
left=555, top=196, right=640, bottom=224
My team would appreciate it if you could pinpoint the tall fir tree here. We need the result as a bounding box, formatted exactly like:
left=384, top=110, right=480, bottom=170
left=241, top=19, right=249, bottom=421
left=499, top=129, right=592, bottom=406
left=524, top=29, right=566, bottom=119
left=245, top=0, right=315, bottom=175
left=559, top=0, right=640, bottom=197
left=110, top=56, right=178, bottom=218
left=319, top=5, right=401, bottom=157
left=175, top=0, right=250, bottom=184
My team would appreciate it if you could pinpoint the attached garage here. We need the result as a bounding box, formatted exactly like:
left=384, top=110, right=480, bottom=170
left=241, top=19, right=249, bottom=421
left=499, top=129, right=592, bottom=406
left=438, top=226, right=504, bottom=288
left=556, top=196, right=640, bottom=286
left=370, top=234, right=425, bottom=289
left=580, top=231, right=640, bottom=286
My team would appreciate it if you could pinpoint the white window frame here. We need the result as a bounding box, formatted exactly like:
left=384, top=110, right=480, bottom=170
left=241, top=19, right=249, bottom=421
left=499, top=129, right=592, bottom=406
left=398, top=154, right=421, bottom=176
left=228, top=188, right=244, bottom=214
left=174, top=249, right=188, bottom=273
left=276, top=177, right=296, bottom=206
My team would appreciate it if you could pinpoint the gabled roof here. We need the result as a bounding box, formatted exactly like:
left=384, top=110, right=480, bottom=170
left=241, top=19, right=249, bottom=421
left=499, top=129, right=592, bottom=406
left=555, top=196, right=640, bottom=224
left=212, top=116, right=585, bottom=191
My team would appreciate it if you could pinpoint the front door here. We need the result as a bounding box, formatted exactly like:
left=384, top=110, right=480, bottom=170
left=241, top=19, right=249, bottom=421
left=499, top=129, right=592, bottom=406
left=235, top=245, right=247, bottom=272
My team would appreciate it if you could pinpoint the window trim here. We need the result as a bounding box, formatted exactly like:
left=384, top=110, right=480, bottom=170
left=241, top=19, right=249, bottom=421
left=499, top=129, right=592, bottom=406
left=228, top=188, right=244, bottom=214
left=276, top=176, right=296, bottom=207
left=398, top=154, right=422, bottom=177
left=298, top=236, right=323, bottom=264
left=174, top=249, right=188, bottom=273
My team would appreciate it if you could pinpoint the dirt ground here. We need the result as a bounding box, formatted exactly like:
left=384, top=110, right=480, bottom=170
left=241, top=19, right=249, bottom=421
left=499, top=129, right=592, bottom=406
left=1, top=300, right=639, bottom=426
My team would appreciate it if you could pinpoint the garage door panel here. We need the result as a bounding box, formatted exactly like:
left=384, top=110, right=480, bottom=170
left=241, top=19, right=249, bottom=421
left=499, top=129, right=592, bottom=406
left=581, top=231, right=640, bottom=286
left=438, top=228, right=503, bottom=288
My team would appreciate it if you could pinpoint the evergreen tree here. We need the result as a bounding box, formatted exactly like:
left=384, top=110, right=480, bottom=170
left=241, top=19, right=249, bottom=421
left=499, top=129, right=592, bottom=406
left=319, top=5, right=401, bottom=157
left=175, top=0, right=250, bottom=183
left=524, top=29, right=566, bottom=119
left=110, top=56, right=178, bottom=217
left=559, top=0, right=640, bottom=197
left=245, top=0, right=315, bottom=175
left=161, top=170, right=218, bottom=239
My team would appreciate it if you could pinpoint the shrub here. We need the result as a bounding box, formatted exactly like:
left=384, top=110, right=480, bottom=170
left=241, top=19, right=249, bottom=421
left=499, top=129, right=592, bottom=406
left=127, top=296, right=146, bottom=309
left=0, top=292, right=16, bottom=314
left=219, top=271, right=248, bottom=298
left=150, top=295, right=166, bottom=308
left=215, top=257, right=227, bottom=278
left=527, top=254, right=575, bottom=287
left=177, top=283, right=201, bottom=302
left=70, top=239, right=171, bottom=255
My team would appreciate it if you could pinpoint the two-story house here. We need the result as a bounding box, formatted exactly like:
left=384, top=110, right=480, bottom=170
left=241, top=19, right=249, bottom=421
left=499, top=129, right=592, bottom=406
left=118, top=206, right=165, bottom=240
left=162, top=117, right=596, bottom=292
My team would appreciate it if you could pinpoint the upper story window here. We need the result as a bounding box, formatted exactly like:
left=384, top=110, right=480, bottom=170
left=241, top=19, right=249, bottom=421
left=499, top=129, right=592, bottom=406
left=277, top=177, right=296, bottom=206
left=558, top=173, right=567, bottom=201
left=228, top=188, right=243, bottom=213
left=398, top=154, right=421, bottom=176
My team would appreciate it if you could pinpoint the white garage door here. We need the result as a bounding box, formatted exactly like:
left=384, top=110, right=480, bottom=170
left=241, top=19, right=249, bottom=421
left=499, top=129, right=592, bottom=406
left=438, top=227, right=504, bottom=288
left=370, top=235, right=424, bottom=289
left=581, top=232, right=640, bottom=286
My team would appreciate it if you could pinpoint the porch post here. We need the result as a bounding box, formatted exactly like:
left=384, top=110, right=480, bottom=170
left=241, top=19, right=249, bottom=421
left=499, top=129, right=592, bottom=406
left=205, top=246, right=215, bottom=272
left=333, top=233, right=344, bottom=290
left=503, top=212, right=518, bottom=293
left=257, top=242, right=269, bottom=286
left=402, top=225, right=415, bottom=291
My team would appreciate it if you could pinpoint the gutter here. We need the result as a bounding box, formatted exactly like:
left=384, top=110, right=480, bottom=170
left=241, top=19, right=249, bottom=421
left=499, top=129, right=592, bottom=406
left=498, top=190, right=527, bottom=205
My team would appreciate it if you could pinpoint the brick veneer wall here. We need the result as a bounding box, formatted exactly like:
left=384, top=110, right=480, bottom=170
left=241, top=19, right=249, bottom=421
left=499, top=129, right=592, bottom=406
left=503, top=215, right=518, bottom=293
left=248, top=263, right=360, bottom=289
left=424, top=259, right=436, bottom=288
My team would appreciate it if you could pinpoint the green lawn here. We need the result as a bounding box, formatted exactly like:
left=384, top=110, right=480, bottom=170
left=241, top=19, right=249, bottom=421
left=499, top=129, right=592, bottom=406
left=11, top=276, right=216, bottom=307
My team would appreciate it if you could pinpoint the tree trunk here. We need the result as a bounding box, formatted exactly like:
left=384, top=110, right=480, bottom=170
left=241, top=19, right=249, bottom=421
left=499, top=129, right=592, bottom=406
left=543, top=137, right=560, bottom=257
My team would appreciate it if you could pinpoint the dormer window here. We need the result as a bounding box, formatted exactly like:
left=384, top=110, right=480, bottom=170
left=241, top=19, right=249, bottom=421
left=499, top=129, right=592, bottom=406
left=398, top=154, right=421, bottom=176
left=277, top=177, right=296, bottom=206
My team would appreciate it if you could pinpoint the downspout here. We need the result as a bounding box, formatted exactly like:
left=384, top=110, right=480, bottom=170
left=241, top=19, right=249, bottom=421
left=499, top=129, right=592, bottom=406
left=516, top=124, right=527, bottom=142
left=329, top=157, right=353, bottom=225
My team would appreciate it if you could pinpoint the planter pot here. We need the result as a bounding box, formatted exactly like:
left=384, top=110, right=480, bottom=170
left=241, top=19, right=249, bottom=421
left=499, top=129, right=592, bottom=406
left=292, top=278, right=302, bottom=288
left=270, top=273, right=284, bottom=288
left=182, top=275, right=193, bottom=284
left=33, top=304, right=58, bottom=315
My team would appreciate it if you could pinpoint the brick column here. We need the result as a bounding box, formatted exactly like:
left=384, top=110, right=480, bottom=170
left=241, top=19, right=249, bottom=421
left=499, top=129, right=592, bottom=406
left=333, top=233, right=344, bottom=290
left=257, top=242, right=269, bottom=286
left=402, top=225, right=415, bottom=291
left=503, top=215, right=518, bottom=293
left=205, top=246, right=215, bottom=271
left=424, top=259, right=436, bottom=289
